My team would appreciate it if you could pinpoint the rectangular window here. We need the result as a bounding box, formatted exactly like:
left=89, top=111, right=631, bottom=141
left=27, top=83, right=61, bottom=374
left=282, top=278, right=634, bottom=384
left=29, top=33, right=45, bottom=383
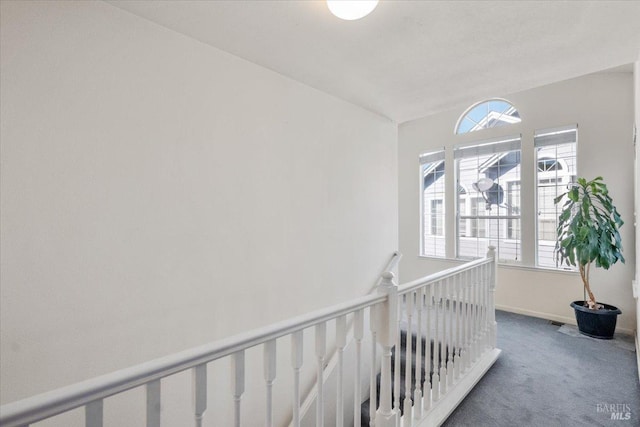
left=430, top=200, right=444, bottom=235
left=420, top=150, right=446, bottom=258
left=535, top=125, right=577, bottom=269
left=455, top=136, right=521, bottom=262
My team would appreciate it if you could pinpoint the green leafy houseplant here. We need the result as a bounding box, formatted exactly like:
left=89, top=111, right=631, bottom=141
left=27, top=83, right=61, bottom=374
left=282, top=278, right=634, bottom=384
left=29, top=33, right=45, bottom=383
left=554, top=176, right=624, bottom=310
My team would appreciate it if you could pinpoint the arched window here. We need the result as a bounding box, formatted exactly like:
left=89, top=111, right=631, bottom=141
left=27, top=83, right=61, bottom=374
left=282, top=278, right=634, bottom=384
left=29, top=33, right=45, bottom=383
left=455, top=99, right=521, bottom=134
left=421, top=96, right=577, bottom=270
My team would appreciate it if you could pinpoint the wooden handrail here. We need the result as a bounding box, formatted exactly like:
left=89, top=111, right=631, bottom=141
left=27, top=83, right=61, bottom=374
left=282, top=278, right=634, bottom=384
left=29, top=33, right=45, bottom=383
left=1, top=250, right=499, bottom=427
left=0, top=292, right=386, bottom=427
left=398, top=257, right=491, bottom=295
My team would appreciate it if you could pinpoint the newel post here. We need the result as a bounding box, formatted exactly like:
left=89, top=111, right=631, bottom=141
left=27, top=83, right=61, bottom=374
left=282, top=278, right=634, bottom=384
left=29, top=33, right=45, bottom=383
left=486, top=246, right=498, bottom=348
left=375, top=272, right=399, bottom=427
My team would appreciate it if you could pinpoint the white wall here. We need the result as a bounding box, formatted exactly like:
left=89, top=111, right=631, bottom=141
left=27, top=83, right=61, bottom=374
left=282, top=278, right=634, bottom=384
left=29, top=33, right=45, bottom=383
left=399, top=71, right=636, bottom=333
left=0, top=1, right=398, bottom=425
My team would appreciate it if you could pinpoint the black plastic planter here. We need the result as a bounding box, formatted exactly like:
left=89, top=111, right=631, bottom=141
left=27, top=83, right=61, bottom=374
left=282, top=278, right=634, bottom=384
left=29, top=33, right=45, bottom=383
left=570, top=301, right=621, bottom=339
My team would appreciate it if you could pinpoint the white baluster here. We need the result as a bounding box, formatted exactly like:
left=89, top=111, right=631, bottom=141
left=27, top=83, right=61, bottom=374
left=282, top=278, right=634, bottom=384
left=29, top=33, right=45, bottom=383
left=231, top=350, right=245, bottom=427
left=482, top=263, right=488, bottom=350
left=353, top=310, right=364, bottom=427
left=480, top=266, right=485, bottom=350
left=369, top=309, right=377, bottom=427
left=404, top=293, right=414, bottom=425
left=485, top=264, right=491, bottom=349
left=477, top=266, right=482, bottom=356
left=439, top=280, right=448, bottom=396
left=394, top=308, right=401, bottom=417
left=485, top=261, right=491, bottom=347
left=336, top=315, right=347, bottom=427
left=471, top=269, right=478, bottom=364
left=264, top=340, right=277, bottom=427
left=292, top=331, right=303, bottom=427
left=463, top=270, right=469, bottom=366
left=193, top=364, right=207, bottom=427
left=465, top=269, right=472, bottom=371
left=491, top=245, right=498, bottom=348
left=424, top=285, right=432, bottom=411
left=475, top=266, right=480, bottom=354
left=447, top=277, right=454, bottom=388
left=476, top=266, right=482, bottom=359
left=468, top=269, right=474, bottom=365
left=316, top=322, right=327, bottom=427
left=453, top=273, right=461, bottom=381
left=85, top=399, right=103, bottom=427
left=413, top=287, right=424, bottom=421
left=459, top=271, right=466, bottom=371
left=374, top=272, right=399, bottom=427
left=146, top=379, right=161, bottom=427
left=432, top=281, right=440, bottom=402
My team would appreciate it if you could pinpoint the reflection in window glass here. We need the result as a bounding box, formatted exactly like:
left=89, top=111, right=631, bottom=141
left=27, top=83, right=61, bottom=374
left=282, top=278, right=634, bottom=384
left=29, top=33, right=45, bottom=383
left=430, top=200, right=444, bottom=235
left=420, top=151, right=446, bottom=257
left=507, top=181, right=521, bottom=239
left=535, top=126, right=577, bottom=269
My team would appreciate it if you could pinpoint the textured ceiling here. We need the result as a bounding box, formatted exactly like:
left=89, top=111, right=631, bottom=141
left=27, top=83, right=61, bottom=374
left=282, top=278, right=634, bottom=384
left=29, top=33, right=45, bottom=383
left=107, top=0, right=640, bottom=123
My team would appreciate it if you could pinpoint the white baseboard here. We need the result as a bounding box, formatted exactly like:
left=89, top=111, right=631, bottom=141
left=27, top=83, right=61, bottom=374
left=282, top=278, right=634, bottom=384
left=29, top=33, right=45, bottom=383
left=495, top=304, right=635, bottom=335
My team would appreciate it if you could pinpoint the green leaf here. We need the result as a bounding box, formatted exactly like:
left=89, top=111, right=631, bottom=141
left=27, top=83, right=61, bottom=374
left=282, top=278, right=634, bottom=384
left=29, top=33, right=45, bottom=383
left=554, top=192, right=567, bottom=205
left=558, top=209, right=571, bottom=223
left=568, top=187, right=579, bottom=202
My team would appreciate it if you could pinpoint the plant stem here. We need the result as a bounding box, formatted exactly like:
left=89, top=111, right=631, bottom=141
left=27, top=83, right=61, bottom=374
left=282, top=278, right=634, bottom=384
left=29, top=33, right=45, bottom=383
left=579, top=263, right=596, bottom=307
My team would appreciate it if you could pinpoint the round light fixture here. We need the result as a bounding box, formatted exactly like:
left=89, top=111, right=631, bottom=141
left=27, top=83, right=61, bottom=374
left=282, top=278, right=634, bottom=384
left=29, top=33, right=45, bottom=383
left=472, top=178, right=495, bottom=192
left=327, top=0, right=379, bottom=21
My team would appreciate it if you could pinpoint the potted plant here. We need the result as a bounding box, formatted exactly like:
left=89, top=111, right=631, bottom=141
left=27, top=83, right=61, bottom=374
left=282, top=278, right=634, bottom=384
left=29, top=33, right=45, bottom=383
left=554, top=176, right=624, bottom=339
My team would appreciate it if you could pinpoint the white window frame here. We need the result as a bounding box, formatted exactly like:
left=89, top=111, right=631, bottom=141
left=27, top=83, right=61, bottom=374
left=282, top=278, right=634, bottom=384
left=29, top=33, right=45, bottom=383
left=454, top=135, right=522, bottom=263
left=421, top=99, right=581, bottom=270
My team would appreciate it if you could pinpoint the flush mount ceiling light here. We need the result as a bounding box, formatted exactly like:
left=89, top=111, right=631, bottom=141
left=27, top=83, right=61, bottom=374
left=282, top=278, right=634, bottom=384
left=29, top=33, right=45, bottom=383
left=327, top=0, right=379, bottom=20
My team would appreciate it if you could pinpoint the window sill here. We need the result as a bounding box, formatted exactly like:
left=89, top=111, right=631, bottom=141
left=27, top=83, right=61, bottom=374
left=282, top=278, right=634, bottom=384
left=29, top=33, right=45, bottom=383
left=416, top=255, right=578, bottom=275
left=499, top=263, right=578, bottom=275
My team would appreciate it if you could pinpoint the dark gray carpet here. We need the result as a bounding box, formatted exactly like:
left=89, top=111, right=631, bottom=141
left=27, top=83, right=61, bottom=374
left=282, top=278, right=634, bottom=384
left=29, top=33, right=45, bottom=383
left=442, top=310, right=639, bottom=427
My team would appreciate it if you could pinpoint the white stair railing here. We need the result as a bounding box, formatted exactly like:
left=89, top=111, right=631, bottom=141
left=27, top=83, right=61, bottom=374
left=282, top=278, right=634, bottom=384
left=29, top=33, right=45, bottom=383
left=289, top=251, right=401, bottom=427
left=393, top=246, right=501, bottom=427
left=0, top=248, right=500, bottom=427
